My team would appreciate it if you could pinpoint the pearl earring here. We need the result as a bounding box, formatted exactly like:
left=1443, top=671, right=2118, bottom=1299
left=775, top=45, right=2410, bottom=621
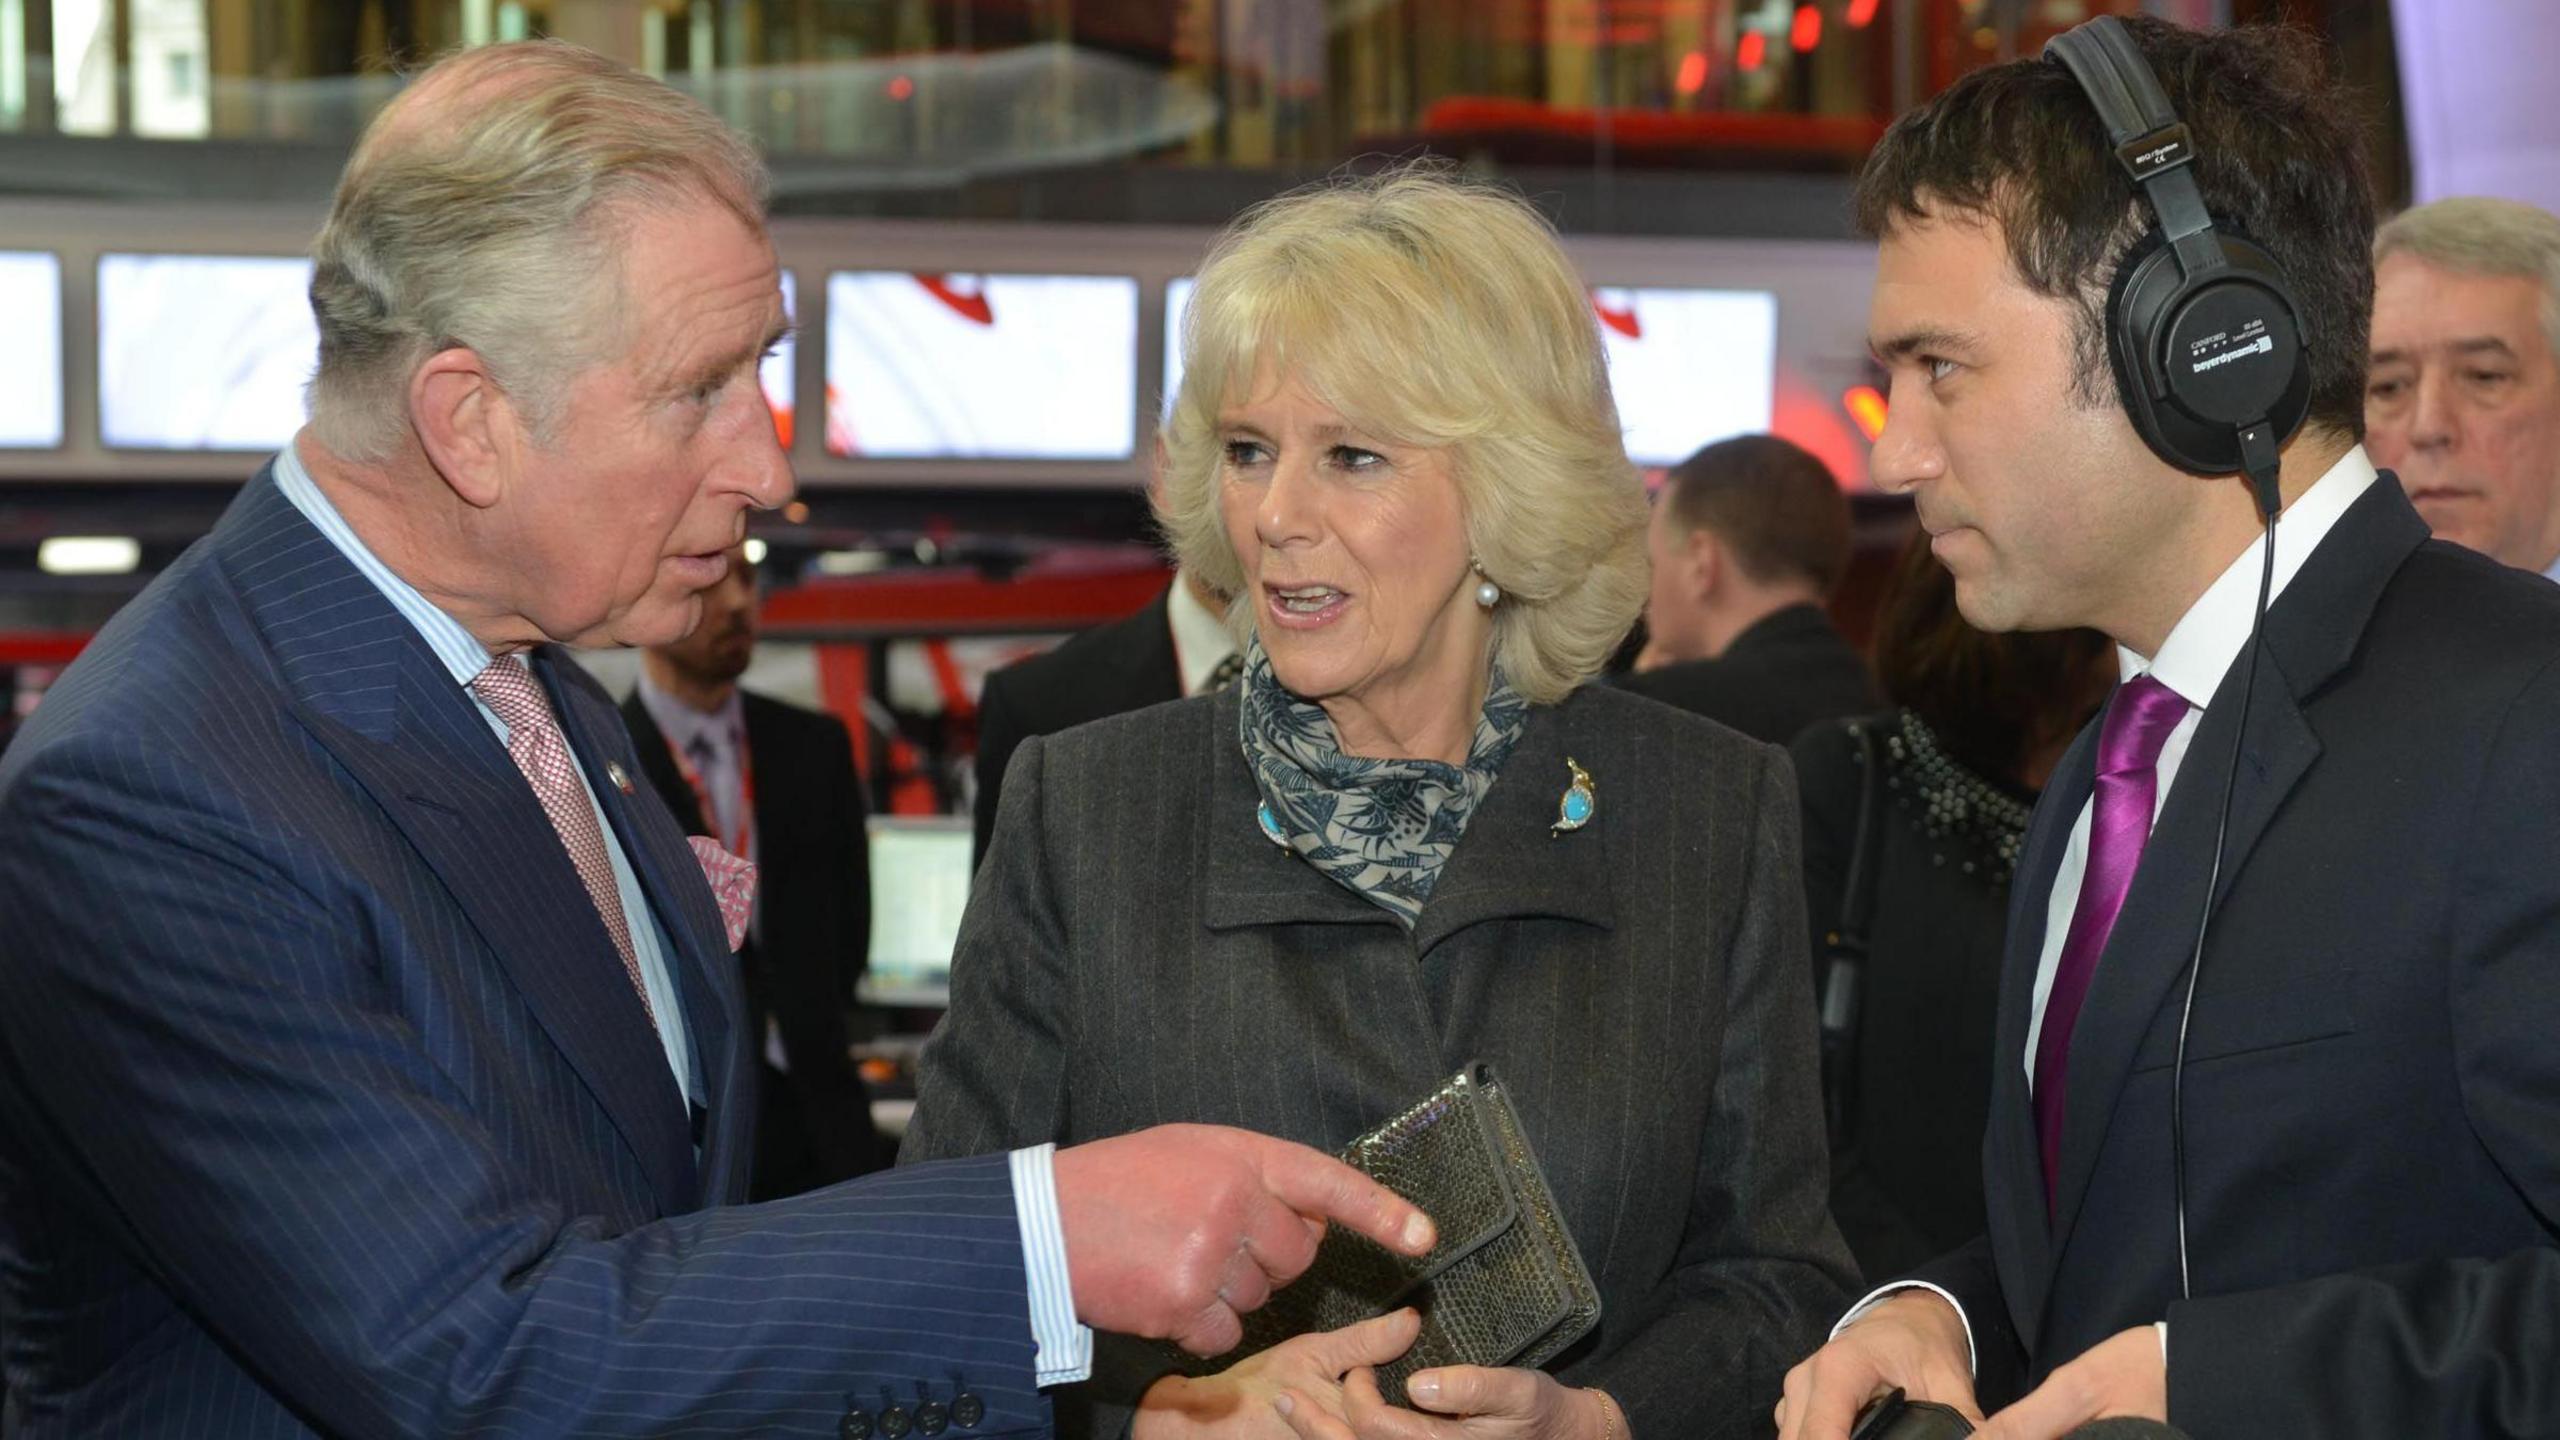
left=1474, top=571, right=1501, bottom=609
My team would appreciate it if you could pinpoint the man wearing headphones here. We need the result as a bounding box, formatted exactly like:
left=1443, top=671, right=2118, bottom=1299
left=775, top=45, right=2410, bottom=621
left=1777, top=16, right=2560, bottom=1440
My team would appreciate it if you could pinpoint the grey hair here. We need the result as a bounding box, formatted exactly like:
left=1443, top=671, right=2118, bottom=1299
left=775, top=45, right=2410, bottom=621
left=2375, top=196, right=2560, bottom=364
left=305, top=40, right=769, bottom=462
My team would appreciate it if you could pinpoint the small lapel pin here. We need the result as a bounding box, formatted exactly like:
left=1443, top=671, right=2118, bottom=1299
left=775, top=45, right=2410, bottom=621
left=606, top=761, right=635, bottom=796
left=1551, top=757, right=1595, bottom=837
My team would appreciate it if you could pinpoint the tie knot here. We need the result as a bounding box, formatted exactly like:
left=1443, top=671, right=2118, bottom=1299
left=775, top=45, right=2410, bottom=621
left=2097, top=672, right=2188, bottom=778
left=470, top=657, right=554, bottom=735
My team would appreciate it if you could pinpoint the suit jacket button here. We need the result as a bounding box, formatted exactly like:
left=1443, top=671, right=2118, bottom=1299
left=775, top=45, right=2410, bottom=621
left=839, top=1409, right=873, bottom=1440
left=916, top=1398, right=950, bottom=1435
left=879, top=1403, right=913, bottom=1437
left=951, top=1392, right=985, bottom=1429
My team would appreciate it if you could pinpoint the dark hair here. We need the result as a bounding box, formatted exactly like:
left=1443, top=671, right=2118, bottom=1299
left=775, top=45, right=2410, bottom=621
left=1854, top=16, right=2375, bottom=440
left=1872, top=533, right=2111, bottom=786
left=1659, top=434, right=1852, bottom=595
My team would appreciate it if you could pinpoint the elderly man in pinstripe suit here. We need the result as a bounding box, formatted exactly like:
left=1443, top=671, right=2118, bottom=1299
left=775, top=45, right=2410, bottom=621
left=0, top=42, right=1429, bottom=1440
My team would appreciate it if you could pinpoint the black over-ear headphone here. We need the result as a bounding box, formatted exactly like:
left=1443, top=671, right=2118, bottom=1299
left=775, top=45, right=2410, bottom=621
left=2048, top=15, right=2310, bottom=504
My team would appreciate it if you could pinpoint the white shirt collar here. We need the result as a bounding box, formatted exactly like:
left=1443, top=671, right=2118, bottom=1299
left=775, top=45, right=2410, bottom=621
left=635, top=668, right=743, bottom=758
left=1165, top=569, right=1240, bottom=698
left=271, top=439, right=495, bottom=690
left=2121, top=445, right=2381, bottom=701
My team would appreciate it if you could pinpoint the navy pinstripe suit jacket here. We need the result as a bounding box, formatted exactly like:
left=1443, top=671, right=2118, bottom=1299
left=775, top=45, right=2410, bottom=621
left=0, top=469, right=1048, bottom=1437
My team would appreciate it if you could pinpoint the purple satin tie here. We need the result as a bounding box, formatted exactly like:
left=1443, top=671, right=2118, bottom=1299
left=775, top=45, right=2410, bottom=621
left=2034, top=672, right=2190, bottom=1210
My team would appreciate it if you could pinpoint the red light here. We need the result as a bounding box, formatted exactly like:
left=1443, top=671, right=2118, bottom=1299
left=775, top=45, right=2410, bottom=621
left=1846, top=0, right=1880, bottom=26
left=1738, top=31, right=1766, bottom=71
left=887, top=74, right=914, bottom=101
left=1791, top=4, right=1822, bottom=52
left=1675, top=49, right=1709, bottom=95
left=1844, top=385, right=1888, bottom=443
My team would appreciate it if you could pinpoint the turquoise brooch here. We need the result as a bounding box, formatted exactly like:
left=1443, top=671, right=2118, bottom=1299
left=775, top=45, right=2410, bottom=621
left=1257, top=800, right=1290, bottom=847
left=1551, top=757, right=1596, bottom=837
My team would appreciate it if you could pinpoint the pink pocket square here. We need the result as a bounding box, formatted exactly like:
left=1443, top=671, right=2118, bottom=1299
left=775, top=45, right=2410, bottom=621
left=686, top=836, right=757, bottom=952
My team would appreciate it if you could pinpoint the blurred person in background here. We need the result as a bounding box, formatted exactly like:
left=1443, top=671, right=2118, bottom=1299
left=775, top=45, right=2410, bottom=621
left=1619, top=434, right=1876, bottom=744
left=974, top=561, right=1239, bottom=868
left=1792, top=536, right=2110, bottom=1283
left=2366, top=196, right=2560, bottom=579
left=624, top=540, right=895, bottom=1196
left=905, top=164, right=1855, bottom=1440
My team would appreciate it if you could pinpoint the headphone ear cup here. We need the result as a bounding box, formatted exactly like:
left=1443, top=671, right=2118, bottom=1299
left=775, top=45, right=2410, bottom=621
left=2105, top=230, right=2313, bottom=475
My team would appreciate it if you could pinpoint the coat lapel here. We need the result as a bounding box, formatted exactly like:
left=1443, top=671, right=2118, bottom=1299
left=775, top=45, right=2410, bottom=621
left=218, top=473, right=702, bottom=1217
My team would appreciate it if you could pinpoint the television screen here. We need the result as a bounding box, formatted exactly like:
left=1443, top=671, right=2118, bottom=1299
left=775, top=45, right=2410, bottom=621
left=99, top=254, right=319, bottom=451
left=865, top=816, right=974, bottom=998
left=762, top=271, right=797, bottom=447
left=1592, top=286, right=1780, bottom=467
left=0, top=253, right=64, bottom=449
left=1162, top=275, right=1193, bottom=422
left=825, top=271, right=1139, bottom=460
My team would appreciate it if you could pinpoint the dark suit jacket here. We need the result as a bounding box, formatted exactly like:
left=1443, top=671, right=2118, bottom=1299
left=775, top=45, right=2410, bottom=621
left=1908, top=475, right=2560, bottom=1436
left=973, top=584, right=1180, bottom=865
left=1617, top=603, right=1877, bottom=746
left=907, top=682, right=1858, bottom=1440
left=0, top=470, right=1047, bottom=1437
left=621, top=688, right=893, bottom=1195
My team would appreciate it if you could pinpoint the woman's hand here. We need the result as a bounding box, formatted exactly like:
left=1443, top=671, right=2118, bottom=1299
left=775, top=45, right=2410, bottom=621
left=1135, top=1310, right=1424, bottom=1440
left=1273, top=1364, right=1624, bottom=1440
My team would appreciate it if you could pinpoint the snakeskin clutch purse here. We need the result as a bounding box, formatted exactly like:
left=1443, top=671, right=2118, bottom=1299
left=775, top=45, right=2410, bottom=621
left=1176, top=1062, right=1602, bottom=1405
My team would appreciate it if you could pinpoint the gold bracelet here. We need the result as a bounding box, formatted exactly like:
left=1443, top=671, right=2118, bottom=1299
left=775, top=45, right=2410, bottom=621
left=1585, top=1387, right=1623, bottom=1440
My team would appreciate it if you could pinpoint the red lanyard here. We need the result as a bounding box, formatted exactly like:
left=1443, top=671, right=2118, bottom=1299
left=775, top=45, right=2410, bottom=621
left=664, top=726, right=756, bottom=862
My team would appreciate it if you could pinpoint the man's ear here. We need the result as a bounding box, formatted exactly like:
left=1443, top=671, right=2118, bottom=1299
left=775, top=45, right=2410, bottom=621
left=1683, top=525, right=1722, bottom=601
left=411, top=346, right=512, bottom=510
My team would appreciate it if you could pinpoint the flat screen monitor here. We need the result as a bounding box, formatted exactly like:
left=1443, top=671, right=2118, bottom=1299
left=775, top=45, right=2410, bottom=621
left=1592, top=286, right=1780, bottom=467
left=99, top=253, right=319, bottom=451
left=0, top=252, right=64, bottom=449
left=865, top=815, right=974, bottom=998
left=825, top=271, right=1139, bottom=460
left=763, top=271, right=797, bottom=447
left=1162, top=275, right=1193, bottom=422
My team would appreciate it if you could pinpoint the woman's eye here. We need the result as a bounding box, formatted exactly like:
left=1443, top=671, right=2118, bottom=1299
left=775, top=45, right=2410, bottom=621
left=1331, top=446, right=1386, bottom=471
left=1222, top=440, right=1270, bottom=466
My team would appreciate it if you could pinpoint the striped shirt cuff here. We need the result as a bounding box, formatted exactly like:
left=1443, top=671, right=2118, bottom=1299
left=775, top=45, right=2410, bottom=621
left=1010, top=1143, right=1094, bottom=1386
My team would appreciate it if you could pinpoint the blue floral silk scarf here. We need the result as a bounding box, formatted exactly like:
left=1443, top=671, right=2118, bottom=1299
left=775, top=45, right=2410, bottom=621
left=1237, top=637, right=1529, bottom=928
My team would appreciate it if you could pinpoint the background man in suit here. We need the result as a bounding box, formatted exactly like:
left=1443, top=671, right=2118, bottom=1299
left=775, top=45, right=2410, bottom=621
left=973, top=564, right=1236, bottom=865
left=0, top=41, right=1433, bottom=1438
left=1778, top=17, right=2560, bottom=1440
left=2365, top=196, right=2560, bottom=580
left=625, top=541, right=896, bottom=1195
left=1617, top=433, right=1875, bottom=744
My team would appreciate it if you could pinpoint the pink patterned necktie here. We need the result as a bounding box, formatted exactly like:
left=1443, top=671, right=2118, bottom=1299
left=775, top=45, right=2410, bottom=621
left=2033, top=671, right=2190, bottom=1210
left=470, top=658, right=654, bottom=1023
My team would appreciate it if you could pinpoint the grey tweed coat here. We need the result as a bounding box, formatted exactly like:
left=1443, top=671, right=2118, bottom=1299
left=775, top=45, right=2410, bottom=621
left=904, top=680, right=1856, bottom=1439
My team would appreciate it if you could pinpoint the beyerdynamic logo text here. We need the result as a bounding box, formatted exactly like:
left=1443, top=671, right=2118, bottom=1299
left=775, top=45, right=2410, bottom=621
left=2191, top=335, right=2274, bottom=373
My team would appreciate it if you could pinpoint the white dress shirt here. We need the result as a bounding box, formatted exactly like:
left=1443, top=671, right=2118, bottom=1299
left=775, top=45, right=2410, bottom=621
left=1165, top=568, right=1241, bottom=696
left=1836, top=447, right=2382, bottom=1371
left=270, top=444, right=1092, bottom=1387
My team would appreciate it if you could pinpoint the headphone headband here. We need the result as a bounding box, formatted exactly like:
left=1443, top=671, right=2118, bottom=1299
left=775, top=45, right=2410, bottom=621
left=2046, top=17, right=2218, bottom=270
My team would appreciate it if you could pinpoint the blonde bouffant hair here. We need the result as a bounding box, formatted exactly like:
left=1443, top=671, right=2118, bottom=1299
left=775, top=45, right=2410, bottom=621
left=1156, top=165, right=1649, bottom=706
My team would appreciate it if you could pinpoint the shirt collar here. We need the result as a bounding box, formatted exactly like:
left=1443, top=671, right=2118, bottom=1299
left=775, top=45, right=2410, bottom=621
left=2122, top=445, right=2381, bottom=701
left=635, top=669, right=743, bottom=757
left=271, top=438, right=495, bottom=690
left=1165, top=568, right=1240, bottom=698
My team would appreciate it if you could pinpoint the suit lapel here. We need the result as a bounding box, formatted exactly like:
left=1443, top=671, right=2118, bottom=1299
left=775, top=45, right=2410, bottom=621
left=1409, top=699, right=1615, bottom=956
left=220, top=474, right=702, bottom=1217
left=2031, top=473, right=2430, bottom=1308
left=545, top=654, right=749, bottom=1201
